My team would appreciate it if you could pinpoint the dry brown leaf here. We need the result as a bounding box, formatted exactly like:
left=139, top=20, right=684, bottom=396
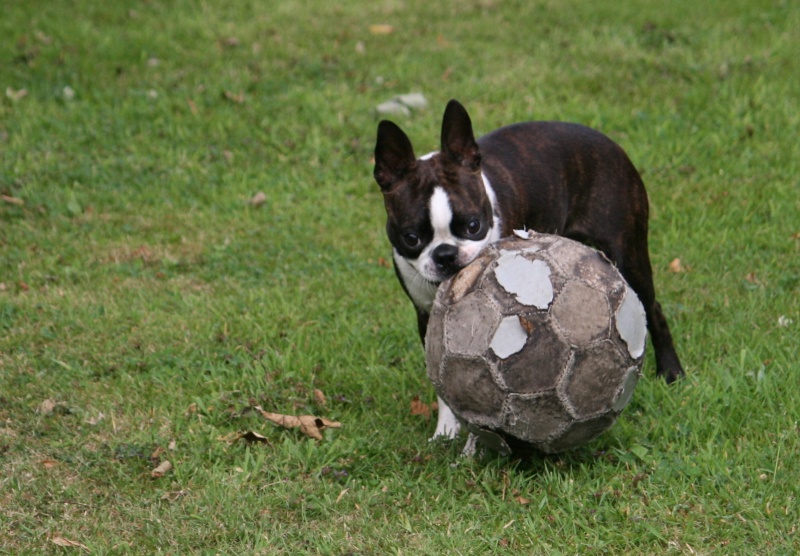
left=369, top=24, right=394, bottom=35
left=187, top=98, right=198, bottom=115
left=258, top=408, right=341, bottom=440
left=6, top=87, right=29, bottom=101
left=410, top=396, right=431, bottom=420
left=38, top=399, right=57, bottom=415
left=249, top=191, right=267, bottom=207
left=515, top=495, right=531, bottom=505
left=51, top=536, right=89, bottom=551
left=668, top=258, right=684, bottom=273
left=41, top=459, right=58, bottom=469
left=223, top=90, right=245, bottom=103
left=2, top=194, right=24, bottom=206
left=376, top=257, right=391, bottom=269
left=151, top=460, right=172, bottom=478
left=313, top=388, right=327, bottom=407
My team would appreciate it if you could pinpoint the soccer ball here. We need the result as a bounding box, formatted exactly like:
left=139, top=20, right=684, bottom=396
left=425, top=231, right=646, bottom=454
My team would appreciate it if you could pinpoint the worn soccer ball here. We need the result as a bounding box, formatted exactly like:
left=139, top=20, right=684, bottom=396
left=426, top=231, right=647, bottom=454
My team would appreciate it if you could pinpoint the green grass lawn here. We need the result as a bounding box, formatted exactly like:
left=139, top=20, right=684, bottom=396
left=1, top=0, right=798, bottom=553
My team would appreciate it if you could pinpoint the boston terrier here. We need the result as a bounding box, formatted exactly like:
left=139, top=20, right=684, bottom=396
left=374, top=99, right=684, bottom=440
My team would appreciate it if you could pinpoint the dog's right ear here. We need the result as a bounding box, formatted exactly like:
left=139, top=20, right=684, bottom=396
left=374, top=120, right=417, bottom=191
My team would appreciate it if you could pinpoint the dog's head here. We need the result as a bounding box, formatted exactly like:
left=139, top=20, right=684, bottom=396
left=374, top=100, right=501, bottom=298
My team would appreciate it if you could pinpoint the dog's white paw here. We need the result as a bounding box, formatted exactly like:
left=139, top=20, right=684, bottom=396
left=460, top=433, right=479, bottom=457
left=430, top=397, right=461, bottom=440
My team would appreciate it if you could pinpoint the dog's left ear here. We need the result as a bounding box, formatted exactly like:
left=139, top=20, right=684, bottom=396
left=441, top=99, right=481, bottom=171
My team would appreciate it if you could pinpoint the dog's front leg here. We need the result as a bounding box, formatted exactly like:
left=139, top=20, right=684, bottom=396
left=431, top=395, right=461, bottom=440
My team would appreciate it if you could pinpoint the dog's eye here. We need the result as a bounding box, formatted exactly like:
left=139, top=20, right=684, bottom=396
left=466, top=219, right=482, bottom=236
left=403, top=233, right=421, bottom=247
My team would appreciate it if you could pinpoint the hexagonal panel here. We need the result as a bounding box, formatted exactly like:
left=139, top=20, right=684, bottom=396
left=425, top=304, right=447, bottom=386
left=552, top=280, right=610, bottom=347
left=562, top=341, right=629, bottom=419
left=444, top=290, right=500, bottom=357
left=498, top=313, right=571, bottom=394
left=440, top=355, right=505, bottom=428
left=493, top=251, right=553, bottom=309
left=503, top=391, right=572, bottom=443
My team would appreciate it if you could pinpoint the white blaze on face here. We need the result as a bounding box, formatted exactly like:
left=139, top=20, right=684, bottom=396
left=429, top=186, right=453, bottom=242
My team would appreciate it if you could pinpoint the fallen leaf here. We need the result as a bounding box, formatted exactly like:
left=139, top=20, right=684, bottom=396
left=376, top=257, right=391, bottom=269
left=6, top=87, right=29, bottom=101
left=38, top=399, right=57, bottom=415
left=168, top=439, right=177, bottom=450
left=249, top=191, right=267, bottom=207
left=223, top=90, right=245, bottom=103
left=410, top=396, right=431, bottom=420
left=336, top=488, right=349, bottom=503
left=515, top=495, right=531, bottom=505
left=258, top=408, right=341, bottom=441
left=187, top=98, right=198, bottom=115
left=313, top=388, right=327, bottom=407
left=151, top=460, right=172, bottom=478
left=184, top=402, right=198, bottom=415
left=51, top=536, right=89, bottom=551
left=41, top=459, right=58, bottom=469
left=369, top=24, right=394, bottom=35
left=744, top=272, right=760, bottom=285
left=668, top=258, right=683, bottom=273
left=85, top=412, right=105, bottom=425
left=150, top=446, right=165, bottom=463
left=1, top=194, right=24, bottom=206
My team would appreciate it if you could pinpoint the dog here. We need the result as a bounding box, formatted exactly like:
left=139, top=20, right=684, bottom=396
left=374, top=99, right=684, bottom=440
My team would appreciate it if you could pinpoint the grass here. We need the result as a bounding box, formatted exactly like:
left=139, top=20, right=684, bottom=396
left=1, top=0, right=798, bottom=553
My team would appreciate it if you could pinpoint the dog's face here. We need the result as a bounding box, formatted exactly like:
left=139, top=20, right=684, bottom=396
left=374, top=101, right=501, bottom=308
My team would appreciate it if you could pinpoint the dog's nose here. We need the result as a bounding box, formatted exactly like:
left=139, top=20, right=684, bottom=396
left=432, top=244, right=459, bottom=271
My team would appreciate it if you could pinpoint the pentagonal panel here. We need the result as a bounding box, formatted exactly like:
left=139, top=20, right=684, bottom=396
left=547, top=238, right=625, bottom=296
left=497, top=313, right=571, bottom=394
left=545, top=414, right=616, bottom=453
left=490, top=315, right=528, bottom=359
left=615, top=287, right=647, bottom=359
left=493, top=251, right=553, bottom=309
left=503, top=391, right=572, bottom=443
left=444, top=291, right=499, bottom=357
left=562, top=341, right=629, bottom=419
left=552, top=281, right=610, bottom=346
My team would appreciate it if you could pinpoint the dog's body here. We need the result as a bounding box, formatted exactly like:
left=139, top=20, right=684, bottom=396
left=374, top=100, right=684, bottom=439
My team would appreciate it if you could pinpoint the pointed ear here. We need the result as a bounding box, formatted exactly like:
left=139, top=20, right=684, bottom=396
left=374, top=120, right=417, bottom=191
left=441, top=99, right=481, bottom=171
